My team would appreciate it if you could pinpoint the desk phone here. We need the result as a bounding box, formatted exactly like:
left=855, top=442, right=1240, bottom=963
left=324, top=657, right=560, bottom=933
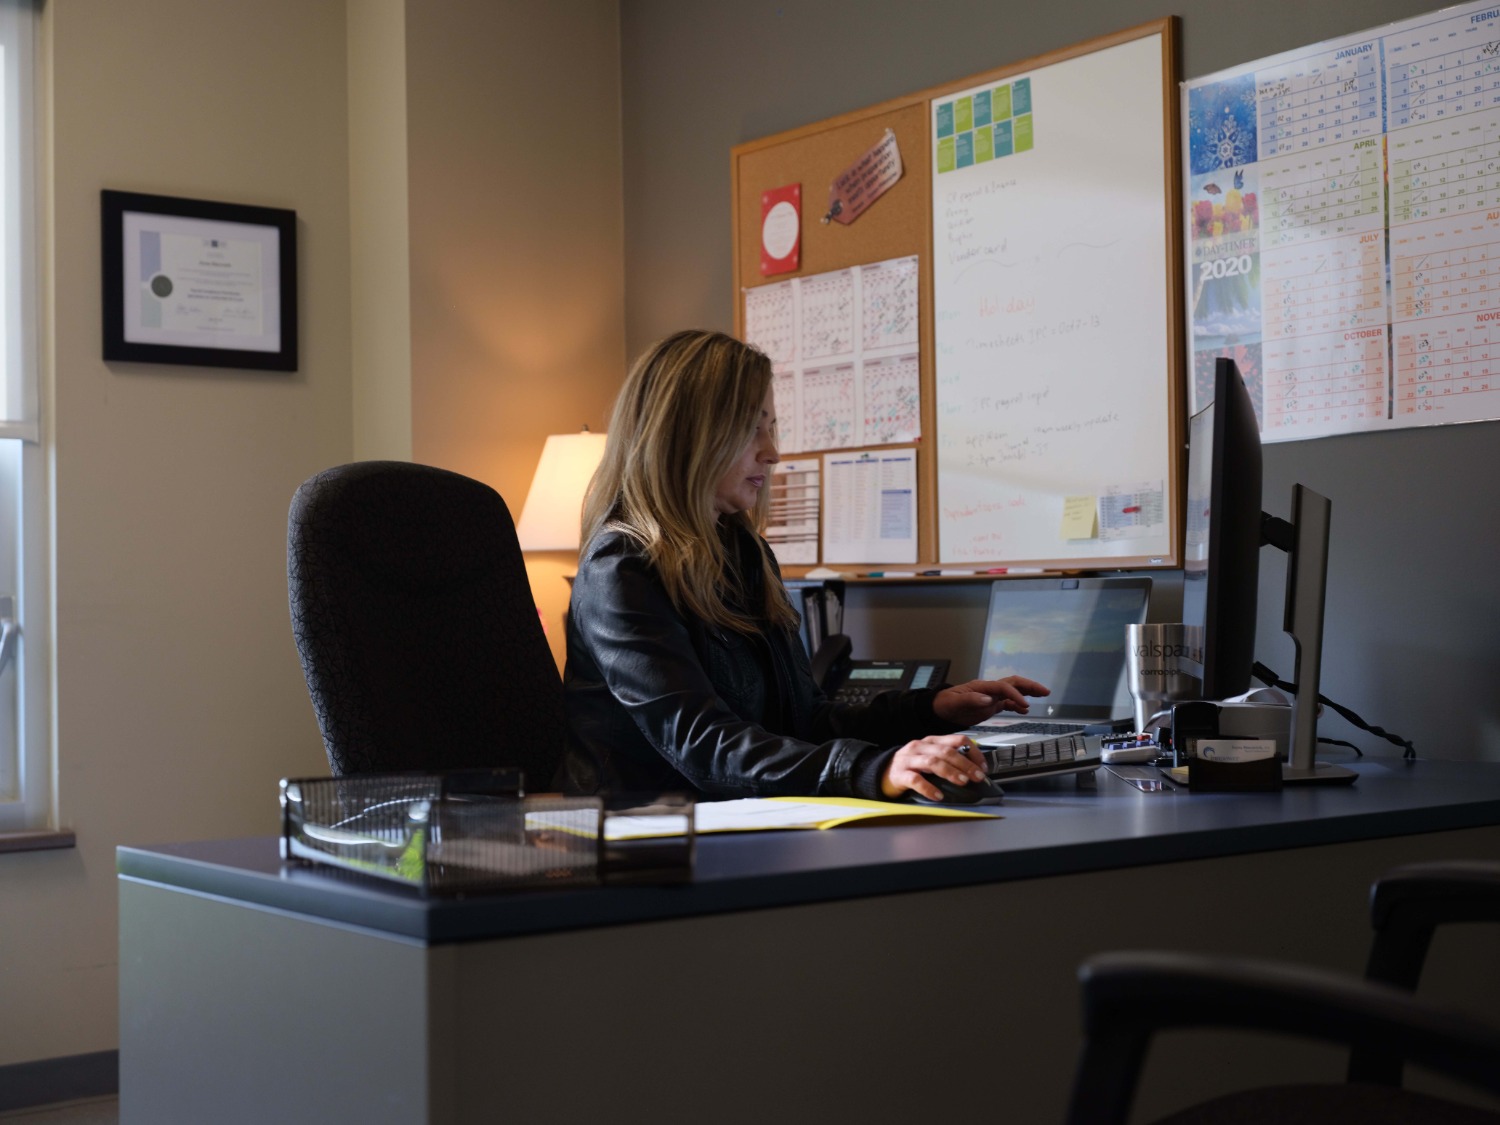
left=829, top=659, right=950, bottom=704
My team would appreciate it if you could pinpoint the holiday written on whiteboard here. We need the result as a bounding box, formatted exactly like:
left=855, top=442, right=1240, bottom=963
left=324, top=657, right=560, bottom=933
left=744, top=256, right=921, bottom=453
left=821, top=449, right=918, bottom=565
left=1186, top=0, right=1500, bottom=442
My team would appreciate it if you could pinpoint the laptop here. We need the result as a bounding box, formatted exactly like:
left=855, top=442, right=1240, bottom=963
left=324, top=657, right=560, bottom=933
left=963, top=576, right=1152, bottom=747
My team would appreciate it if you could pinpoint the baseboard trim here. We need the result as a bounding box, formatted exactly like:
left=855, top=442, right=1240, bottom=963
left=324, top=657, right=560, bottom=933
left=0, top=1050, right=118, bottom=1112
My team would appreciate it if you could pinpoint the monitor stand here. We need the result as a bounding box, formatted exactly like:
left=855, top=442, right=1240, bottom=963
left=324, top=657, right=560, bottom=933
left=1283, top=763, right=1356, bottom=783
left=1265, top=485, right=1356, bottom=785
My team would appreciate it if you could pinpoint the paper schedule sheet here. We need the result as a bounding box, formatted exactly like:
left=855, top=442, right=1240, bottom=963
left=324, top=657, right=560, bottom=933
left=766, top=458, right=821, bottom=566
left=822, top=448, right=918, bottom=564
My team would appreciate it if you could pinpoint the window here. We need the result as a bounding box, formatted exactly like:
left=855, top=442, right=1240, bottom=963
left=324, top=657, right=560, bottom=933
left=0, top=0, right=48, bottom=833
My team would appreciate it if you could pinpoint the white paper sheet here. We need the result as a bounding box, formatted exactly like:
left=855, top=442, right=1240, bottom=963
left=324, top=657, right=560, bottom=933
left=821, top=448, right=918, bottom=565
left=766, top=458, right=821, bottom=566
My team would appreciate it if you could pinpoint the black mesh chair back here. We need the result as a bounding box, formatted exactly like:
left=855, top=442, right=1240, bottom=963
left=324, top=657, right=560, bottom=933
left=288, top=461, right=564, bottom=784
left=1066, top=861, right=1500, bottom=1124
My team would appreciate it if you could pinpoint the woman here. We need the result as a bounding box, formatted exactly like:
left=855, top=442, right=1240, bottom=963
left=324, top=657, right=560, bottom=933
left=561, top=330, right=1048, bottom=803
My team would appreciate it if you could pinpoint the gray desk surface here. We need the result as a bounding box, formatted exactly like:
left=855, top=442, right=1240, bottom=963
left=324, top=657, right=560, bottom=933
left=117, top=758, right=1500, bottom=945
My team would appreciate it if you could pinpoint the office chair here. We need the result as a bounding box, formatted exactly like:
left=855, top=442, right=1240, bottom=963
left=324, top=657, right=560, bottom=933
left=287, top=461, right=565, bottom=785
left=1066, top=860, right=1500, bottom=1124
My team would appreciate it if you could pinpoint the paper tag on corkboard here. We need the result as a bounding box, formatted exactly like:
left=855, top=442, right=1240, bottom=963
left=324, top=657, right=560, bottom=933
left=823, top=129, right=903, bottom=225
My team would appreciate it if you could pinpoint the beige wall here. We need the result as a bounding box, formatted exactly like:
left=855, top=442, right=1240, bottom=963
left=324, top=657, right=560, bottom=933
left=406, top=0, right=624, bottom=669
left=0, top=0, right=353, bottom=1066
left=349, top=0, right=413, bottom=463
left=1, top=0, right=624, bottom=1069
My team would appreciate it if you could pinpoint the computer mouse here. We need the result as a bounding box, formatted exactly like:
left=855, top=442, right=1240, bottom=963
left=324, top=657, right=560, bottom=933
left=923, top=773, right=1005, bottom=804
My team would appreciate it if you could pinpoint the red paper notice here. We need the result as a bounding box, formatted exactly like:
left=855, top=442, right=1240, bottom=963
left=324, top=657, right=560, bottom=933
left=760, top=183, right=801, bottom=276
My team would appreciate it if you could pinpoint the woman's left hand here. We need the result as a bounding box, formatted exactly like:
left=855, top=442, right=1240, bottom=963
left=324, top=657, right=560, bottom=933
left=932, top=676, right=1050, bottom=727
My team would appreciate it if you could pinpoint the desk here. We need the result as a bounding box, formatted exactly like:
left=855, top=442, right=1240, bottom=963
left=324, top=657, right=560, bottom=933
left=118, top=760, right=1500, bottom=1124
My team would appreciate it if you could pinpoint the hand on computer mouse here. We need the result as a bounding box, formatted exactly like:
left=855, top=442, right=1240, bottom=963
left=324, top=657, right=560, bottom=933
left=933, top=676, right=1051, bottom=727
left=923, top=773, right=1005, bottom=805
left=880, top=734, right=989, bottom=802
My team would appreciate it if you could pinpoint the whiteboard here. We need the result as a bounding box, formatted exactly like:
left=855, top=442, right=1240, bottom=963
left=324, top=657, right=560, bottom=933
left=932, top=32, right=1178, bottom=565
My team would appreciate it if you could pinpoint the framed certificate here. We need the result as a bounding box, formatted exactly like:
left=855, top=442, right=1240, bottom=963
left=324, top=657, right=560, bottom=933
left=101, top=190, right=298, bottom=371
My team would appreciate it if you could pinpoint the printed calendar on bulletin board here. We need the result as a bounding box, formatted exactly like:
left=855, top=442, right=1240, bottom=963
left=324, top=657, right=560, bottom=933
left=1185, top=0, right=1500, bottom=442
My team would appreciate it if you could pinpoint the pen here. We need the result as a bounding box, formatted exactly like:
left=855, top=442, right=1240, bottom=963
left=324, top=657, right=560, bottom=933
left=919, top=569, right=978, bottom=576
left=983, top=567, right=1047, bottom=574
left=864, top=570, right=918, bottom=578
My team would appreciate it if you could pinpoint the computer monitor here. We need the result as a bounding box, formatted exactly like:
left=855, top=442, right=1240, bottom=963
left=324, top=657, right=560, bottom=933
left=1181, top=357, right=1352, bottom=784
left=1181, top=357, right=1262, bottom=701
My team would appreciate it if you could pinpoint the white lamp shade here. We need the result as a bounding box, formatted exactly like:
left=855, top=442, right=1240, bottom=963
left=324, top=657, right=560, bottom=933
left=514, top=431, right=608, bottom=550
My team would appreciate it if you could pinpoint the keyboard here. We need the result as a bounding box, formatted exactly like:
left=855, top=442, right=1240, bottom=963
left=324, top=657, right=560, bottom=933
left=981, top=733, right=1100, bottom=783
left=972, top=719, right=1087, bottom=736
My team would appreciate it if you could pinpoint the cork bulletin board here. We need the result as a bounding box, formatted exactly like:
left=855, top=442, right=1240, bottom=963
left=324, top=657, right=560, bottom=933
left=732, top=19, right=1184, bottom=575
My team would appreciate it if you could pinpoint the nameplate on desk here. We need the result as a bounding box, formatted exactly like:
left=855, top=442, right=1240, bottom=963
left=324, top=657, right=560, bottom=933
left=1187, top=743, right=1282, bottom=792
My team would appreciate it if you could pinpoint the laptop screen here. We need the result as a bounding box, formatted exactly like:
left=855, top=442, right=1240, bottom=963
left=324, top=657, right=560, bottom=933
left=977, top=577, right=1151, bottom=718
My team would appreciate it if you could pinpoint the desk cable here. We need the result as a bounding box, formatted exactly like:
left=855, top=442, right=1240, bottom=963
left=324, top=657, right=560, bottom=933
left=1252, top=661, right=1416, bottom=760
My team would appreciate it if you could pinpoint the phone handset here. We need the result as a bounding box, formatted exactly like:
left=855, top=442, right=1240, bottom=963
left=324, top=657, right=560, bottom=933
left=810, top=633, right=853, bottom=693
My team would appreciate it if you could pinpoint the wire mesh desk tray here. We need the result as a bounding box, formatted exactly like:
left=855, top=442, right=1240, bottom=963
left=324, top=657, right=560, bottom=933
left=280, top=771, right=694, bottom=895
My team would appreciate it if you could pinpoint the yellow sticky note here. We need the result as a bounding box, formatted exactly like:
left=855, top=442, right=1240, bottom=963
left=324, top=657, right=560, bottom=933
left=1061, top=495, right=1098, bottom=540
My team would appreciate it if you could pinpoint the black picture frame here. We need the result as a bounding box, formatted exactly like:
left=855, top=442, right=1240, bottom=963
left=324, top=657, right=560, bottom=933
left=101, top=190, right=298, bottom=372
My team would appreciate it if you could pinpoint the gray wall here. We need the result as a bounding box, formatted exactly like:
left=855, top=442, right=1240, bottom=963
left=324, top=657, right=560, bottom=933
left=620, top=0, right=1499, bottom=761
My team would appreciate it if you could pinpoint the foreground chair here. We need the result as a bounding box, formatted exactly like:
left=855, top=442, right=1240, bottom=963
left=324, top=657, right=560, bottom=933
left=1066, top=860, right=1500, bottom=1124
left=288, top=460, right=564, bottom=785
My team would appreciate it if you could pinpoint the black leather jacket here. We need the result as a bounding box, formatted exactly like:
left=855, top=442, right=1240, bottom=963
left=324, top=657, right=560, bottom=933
left=562, top=525, right=957, bottom=799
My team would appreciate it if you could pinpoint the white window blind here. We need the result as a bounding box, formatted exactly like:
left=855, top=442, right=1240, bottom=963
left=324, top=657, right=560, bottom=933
left=0, top=0, right=45, bottom=831
left=0, top=0, right=38, bottom=442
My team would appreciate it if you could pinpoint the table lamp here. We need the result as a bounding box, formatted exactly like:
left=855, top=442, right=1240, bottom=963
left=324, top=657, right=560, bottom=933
left=514, top=428, right=608, bottom=551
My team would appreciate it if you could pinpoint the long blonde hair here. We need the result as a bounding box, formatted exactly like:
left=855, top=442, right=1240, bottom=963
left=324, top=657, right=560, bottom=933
left=582, top=330, right=797, bottom=634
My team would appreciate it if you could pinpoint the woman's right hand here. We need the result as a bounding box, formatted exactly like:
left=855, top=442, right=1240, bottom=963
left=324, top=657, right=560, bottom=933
left=880, top=734, right=987, bottom=802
